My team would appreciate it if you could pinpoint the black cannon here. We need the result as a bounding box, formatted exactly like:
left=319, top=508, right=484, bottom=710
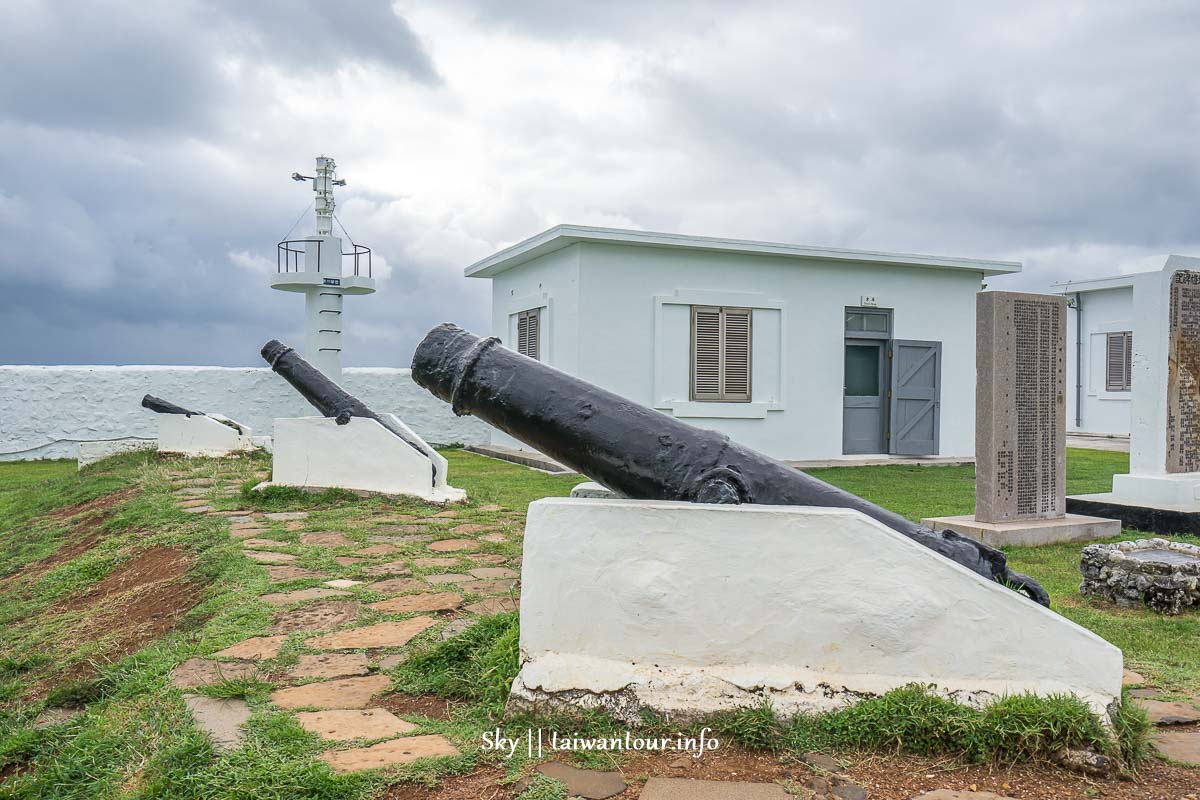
left=141, top=394, right=244, bottom=433
left=411, top=323, right=1050, bottom=606
left=260, top=339, right=436, bottom=480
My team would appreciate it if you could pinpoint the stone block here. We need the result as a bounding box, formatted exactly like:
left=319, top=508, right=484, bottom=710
left=920, top=514, right=1120, bottom=547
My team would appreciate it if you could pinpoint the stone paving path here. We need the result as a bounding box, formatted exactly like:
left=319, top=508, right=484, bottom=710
left=168, top=467, right=522, bottom=769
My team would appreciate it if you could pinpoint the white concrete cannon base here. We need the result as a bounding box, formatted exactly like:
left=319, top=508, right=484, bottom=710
left=260, top=415, right=465, bottom=504
left=157, top=414, right=255, bottom=457
left=509, top=498, right=1122, bottom=722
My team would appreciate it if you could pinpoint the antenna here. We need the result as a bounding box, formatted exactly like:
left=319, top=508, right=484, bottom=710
left=268, top=155, right=376, bottom=378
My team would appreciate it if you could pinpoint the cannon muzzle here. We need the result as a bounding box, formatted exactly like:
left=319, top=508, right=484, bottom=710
left=142, top=394, right=200, bottom=417
left=412, top=322, right=1049, bottom=605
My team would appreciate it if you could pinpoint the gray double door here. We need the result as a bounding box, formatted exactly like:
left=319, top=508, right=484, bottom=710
left=842, top=339, right=941, bottom=456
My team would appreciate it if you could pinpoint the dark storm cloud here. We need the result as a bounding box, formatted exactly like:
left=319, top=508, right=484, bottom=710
left=2, top=0, right=1199, bottom=366
left=0, top=0, right=437, bottom=135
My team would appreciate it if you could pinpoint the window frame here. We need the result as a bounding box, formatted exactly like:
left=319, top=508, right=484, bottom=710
left=689, top=305, right=753, bottom=403
left=516, top=308, right=541, bottom=361
left=1105, top=331, right=1132, bottom=392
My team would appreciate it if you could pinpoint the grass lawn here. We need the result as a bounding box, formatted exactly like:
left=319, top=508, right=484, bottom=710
left=0, top=447, right=1189, bottom=798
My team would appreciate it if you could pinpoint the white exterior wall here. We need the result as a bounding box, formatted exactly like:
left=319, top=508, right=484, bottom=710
left=1065, top=286, right=1134, bottom=435
left=0, top=366, right=492, bottom=461
left=489, top=246, right=581, bottom=451
left=487, top=242, right=981, bottom=461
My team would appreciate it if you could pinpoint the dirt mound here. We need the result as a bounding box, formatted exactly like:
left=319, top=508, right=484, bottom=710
left=54, top=547, right=193, bottom=612
left=43, top=487, right=138, bottom=525
left=14, top=488, right=141, bottom=582
left=27, top=547, right=203, bottom=700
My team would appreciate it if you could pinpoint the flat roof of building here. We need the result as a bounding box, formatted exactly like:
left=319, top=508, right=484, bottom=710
left=1051, top=254, right=1200, bottom=295
left=464, top=224, right=1023, bottom=278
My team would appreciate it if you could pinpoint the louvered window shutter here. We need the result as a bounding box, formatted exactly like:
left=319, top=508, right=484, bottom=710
left=1106, top=332, right=1131, bottom=391
left=516, top=309, right=541, bottom=360
left=691, top=306, right=752, bottom=401
left=691, top=307, right=722, bottom=400
left=722, top=309, right=751, bottom=400
left=526, top=309, right=540, bottom=360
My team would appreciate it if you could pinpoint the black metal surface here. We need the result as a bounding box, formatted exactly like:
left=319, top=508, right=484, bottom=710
left=141, top=394, right=200, bottom=417
left=411, top=323, right=1050, bottom=606
left=140, top=394, right=244, bottom=433
left=260, top=339, right=435, bottom=483
left=1068, top=497, right=1200, bottom=537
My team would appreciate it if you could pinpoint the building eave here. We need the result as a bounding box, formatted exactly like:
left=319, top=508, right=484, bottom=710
left=464, top=225, right=1022, bottom=278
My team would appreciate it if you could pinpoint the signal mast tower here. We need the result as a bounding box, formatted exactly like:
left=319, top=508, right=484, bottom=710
left=270, top=156, right=375, bottom=378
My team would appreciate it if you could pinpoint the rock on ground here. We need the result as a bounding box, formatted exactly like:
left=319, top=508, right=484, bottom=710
left=270, top=674, right=392, bottom=710
left=320, top=734, right=459, bottom=772
left=183, top=695, right=251, bottom=751
left=640, top=778, right=790, bottom=799
left=294, top=708, right=417, bottom=741
left=515, top=762, right=626, bottom=799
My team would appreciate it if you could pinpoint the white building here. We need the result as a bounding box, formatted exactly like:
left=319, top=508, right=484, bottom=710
left=465, top=225, right=1020, bottom=462
left=1054, top=255, right=1200, bottom=436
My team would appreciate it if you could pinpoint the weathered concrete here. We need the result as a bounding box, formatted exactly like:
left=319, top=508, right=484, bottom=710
left=511, top=498, right=1122, bottom=721
left=319, top=734, right=460, bottom=772
left=975, top=292, right=1067, bottom=523
left=921, top=514, right=1120, bottom=547
left=639, top=778, right=790, bottom=799
left=184, top=695, right=251, bottom=751
left=156, top=413, right=254, bottom=458
left=213, top=635, right=288, bottom=660
left=306, top=618, right=437, bottom=650
left=270, top=674, right=392, bottom=710
left=289, top=654, right=370, bottom=680
left=295, top=708, right=417, bottom=741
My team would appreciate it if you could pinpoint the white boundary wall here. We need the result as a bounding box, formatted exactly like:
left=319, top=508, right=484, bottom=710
left=0, top=366, right=492, bottom=461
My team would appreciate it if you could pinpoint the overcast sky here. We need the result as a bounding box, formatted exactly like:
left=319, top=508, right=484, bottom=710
left=2, top=1, right=1198, bottom=367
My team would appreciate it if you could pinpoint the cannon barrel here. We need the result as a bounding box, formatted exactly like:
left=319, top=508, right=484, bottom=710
left=260, top=339, right=435, bottom=480
left=411, top=323, right=1049, bottom=605
left=141, top=394, right=200, bottom=416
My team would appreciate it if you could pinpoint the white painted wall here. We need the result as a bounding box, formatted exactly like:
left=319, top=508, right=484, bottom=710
left=513, top=498, right=1122, bottom=719
left=0, top=366, right=492, bottom=461
left=489, top=241, right=983, bottom=461
left=1064, top=286, right=1134, bottom=435
left=269, top=415, right=466, bottom=502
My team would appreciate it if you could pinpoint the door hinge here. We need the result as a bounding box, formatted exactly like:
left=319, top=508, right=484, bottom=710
left=886, top=431, right=891, bottom=440
left=887, top=390, right=892, bottom=399
left=888, top=349, right=893, bottom=359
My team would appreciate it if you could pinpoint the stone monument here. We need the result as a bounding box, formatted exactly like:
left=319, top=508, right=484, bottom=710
left=1071, top=266, right=1200, bottom=532
left=924, top=292, right=1119, bottom=545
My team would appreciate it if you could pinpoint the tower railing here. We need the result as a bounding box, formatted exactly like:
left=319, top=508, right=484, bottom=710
left=276, top=239, right=372, bottom=277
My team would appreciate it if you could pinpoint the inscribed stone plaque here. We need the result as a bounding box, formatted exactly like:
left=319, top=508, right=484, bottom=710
left=1166, top=270, right=1200, bottom=473
left=975, top=292, right=1066, bottom=522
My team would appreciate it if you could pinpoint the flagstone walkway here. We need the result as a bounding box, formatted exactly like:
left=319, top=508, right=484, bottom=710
left=166, top=468, right=523, bottom=772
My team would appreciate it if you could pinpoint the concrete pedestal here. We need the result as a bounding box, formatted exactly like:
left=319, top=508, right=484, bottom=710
left=158, top=414, right=254, bottom=457
left=261, top=415, right=465, bottom=503
left=921, top=513, right=1121, bottom=547
left=510, top=498, right=1122, bottom=722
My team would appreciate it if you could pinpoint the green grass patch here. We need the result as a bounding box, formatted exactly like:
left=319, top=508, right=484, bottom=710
left=0, top=445, right=1179, bottom=797
left=393, top=612, right=520, bottom=710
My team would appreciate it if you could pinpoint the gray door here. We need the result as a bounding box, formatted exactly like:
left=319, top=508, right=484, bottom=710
left=888, top=339, right=941, bottom=456
left=842, top=340, right=886, bottom=454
